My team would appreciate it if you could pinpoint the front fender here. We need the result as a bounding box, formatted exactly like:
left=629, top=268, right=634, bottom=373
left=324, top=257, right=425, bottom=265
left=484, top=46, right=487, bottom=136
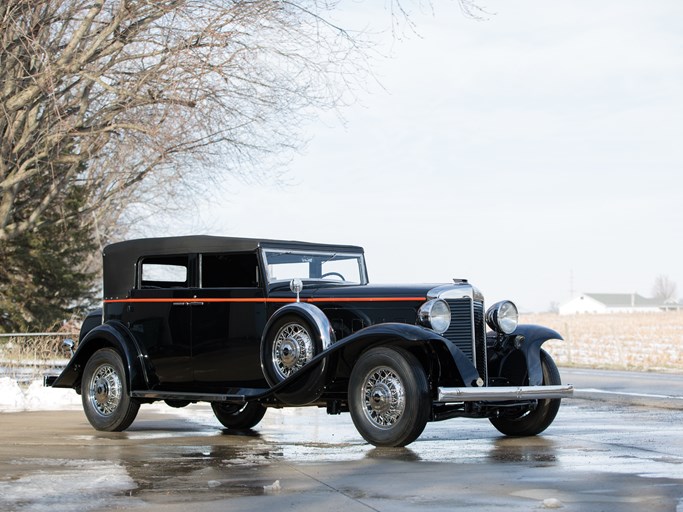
left=50, top=322, right=148, bottom=392
left=260, top=322, right=483, bottom=405
left=514, top=324, right=563, bottom=385
left=331, top=323, right=482, bottom=387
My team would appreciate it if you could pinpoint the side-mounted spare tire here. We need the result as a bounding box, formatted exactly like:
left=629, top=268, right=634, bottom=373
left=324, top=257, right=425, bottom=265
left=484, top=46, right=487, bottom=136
left=260, top=313, right=327, bottom=405
left=81, top=348, right=140, bottom=431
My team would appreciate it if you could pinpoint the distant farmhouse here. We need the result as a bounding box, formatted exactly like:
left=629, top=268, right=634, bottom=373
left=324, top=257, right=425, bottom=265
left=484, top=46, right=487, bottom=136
left=559, top=293, right=682, bottom=315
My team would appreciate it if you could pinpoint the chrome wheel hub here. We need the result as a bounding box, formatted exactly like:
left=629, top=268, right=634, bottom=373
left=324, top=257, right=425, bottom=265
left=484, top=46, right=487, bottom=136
left=362, top=366, right=405, bottom=428
left=273, top=323, right=313, bottom=379
left=88, top=364, right=121, bottom=416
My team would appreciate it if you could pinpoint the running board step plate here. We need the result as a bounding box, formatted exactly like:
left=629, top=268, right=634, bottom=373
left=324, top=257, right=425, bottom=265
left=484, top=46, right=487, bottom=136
left=437, top=384, right=574, bottom=402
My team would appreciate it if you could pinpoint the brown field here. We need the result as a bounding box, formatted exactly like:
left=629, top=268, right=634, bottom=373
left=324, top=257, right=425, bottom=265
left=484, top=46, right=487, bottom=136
left=522, top=311, right=683, bottom=373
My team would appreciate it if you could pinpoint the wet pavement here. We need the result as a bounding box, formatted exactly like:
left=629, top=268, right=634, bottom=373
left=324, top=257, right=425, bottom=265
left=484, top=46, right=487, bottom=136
left=1, top=395, right=683, bottom=512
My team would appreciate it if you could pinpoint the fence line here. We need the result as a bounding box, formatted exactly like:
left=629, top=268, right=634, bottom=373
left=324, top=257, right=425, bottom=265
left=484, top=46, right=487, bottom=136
left=0, top=333, right=78, bottom=383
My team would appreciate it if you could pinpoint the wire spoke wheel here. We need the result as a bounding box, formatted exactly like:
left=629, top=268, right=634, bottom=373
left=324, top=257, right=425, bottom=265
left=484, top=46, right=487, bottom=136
left=81, top=348, right=139, bottom=432
left=88, top=363, right=122, bottom=416
left=361, top=366, right=406, bottom=429
left=271, top=321, right=315, bottom=380
left=349, top=346, right=430, bottom=447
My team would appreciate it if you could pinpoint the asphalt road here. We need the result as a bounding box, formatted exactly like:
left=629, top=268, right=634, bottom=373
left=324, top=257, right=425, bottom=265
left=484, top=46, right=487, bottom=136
left=1, top=368, right=682, bottom=512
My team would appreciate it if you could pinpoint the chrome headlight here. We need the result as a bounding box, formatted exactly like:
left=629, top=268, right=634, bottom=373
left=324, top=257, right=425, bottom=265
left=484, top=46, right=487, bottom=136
left=418, top=299, right=451, bottom=334
left=485, top=300, right=519, bottom=334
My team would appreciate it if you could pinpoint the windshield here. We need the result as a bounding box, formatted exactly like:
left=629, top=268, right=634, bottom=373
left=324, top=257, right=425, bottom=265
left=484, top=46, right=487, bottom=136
left=262, top=249, right=366, bottom=285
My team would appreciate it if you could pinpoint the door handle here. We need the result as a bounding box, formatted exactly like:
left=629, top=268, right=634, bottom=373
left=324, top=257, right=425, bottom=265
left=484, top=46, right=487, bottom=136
left=172, top=301, right=205, bottom=306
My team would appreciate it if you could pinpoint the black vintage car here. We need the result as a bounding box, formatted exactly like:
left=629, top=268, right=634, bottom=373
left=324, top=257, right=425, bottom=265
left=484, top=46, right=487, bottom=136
left=48, top=236, right=573, bottom=447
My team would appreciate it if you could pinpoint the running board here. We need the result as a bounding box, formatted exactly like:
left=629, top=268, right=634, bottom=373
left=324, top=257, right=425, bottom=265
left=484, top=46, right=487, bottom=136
left=436, top=384, right=574, bottom=403
left=131, top=390, right=246, bottom=403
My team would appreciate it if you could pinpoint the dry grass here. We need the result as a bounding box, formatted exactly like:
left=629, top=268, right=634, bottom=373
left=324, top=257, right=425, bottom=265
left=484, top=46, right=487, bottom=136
left=0, top=334, right=76, bottom=382
left=521, top=312, right=683, bottom=372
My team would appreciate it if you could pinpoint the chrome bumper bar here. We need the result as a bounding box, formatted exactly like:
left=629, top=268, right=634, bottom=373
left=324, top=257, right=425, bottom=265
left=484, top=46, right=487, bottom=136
left=436, top=384, right=574, bottom=403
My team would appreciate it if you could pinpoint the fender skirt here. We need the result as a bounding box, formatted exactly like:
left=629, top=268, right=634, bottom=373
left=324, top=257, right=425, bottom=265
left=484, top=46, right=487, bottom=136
left=513, top=324, right=563, bottom=386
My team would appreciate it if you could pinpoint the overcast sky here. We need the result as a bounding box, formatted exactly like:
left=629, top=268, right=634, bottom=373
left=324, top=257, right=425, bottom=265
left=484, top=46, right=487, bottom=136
left=161, top=0, right=682, bottom=312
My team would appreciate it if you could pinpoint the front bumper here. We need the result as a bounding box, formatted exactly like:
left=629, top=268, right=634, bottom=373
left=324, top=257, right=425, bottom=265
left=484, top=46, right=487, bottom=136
left=436, top=384, right=574, bottom=403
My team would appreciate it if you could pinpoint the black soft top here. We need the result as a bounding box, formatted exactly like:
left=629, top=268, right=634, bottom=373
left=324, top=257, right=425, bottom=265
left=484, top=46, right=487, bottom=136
left=102, top=235, right=364, bottom=299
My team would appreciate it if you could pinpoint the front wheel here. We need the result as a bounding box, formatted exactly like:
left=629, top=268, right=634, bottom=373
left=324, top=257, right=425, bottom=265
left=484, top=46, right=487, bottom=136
left=81, top=348, right=140, bottom=431
left=489, top=349, right=562, bottom=436
left=348, top=346, right=431, bottom=447
left=211, top=402, right=267, bottom=430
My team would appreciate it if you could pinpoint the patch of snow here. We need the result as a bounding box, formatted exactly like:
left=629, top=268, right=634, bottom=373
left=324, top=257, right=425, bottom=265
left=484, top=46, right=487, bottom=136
left=543, top=498, right=564, bottom=509
left=263, top=480, right=281, bottom=494
left=0, top=377, right=25, bottom=410
left=0, top=377, right=81, bottom=412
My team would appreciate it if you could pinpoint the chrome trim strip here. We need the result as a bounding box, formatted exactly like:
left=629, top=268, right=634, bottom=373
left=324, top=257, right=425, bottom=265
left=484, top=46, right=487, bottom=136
left=436, top=384, right=574, bottom=402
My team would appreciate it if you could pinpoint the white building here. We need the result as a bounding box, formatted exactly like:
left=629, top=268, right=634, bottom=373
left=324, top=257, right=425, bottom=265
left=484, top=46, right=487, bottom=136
left=559, top=293, right=670, bottom=315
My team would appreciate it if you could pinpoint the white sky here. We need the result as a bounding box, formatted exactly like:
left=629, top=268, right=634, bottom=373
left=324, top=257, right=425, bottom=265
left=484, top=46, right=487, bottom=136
left=160, top=0, right=683, bottom=312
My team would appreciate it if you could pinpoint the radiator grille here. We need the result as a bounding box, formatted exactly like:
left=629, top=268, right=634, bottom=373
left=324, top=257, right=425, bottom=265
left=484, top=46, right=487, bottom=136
left=444, top=298, right=487, bottom=383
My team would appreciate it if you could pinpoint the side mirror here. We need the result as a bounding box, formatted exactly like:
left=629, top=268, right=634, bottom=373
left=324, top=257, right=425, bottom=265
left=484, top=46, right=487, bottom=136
left=289, top=278, right=303, bottom=302
left=62, top=338, right=75, bottom=357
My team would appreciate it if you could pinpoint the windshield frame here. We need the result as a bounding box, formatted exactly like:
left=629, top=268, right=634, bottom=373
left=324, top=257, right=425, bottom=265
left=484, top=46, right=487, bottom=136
left=261, top=248, right=368, bottom=286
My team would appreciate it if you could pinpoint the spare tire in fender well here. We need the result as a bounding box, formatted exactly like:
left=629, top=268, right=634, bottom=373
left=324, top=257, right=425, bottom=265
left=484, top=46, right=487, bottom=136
left=260, top=302, right=335, bottom=405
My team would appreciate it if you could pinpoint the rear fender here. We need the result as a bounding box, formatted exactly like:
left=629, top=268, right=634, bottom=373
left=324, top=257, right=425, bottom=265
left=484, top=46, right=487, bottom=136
left=50, top=321, right=149, bottom=392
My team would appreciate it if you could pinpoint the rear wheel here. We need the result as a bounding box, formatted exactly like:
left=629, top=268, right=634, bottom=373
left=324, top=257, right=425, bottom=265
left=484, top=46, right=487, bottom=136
left=489, top=349, right=562, bottom=436
left=211, top=402, right=267, bottom=430
left=81, top=348, right=140, bottom=431
left=348, top=346, right=430, bottom=447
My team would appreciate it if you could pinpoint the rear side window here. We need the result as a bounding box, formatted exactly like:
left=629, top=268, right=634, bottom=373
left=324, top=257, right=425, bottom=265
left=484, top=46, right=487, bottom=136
left=201, top=253, right=260, bottom=288
left=139, top=256, right=189, bottom=288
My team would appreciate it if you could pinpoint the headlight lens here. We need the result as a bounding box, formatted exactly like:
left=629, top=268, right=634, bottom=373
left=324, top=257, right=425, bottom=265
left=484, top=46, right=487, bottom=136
left=418, top=299, right=451, bottom=334
left=485, top=300, right=519, bottom=334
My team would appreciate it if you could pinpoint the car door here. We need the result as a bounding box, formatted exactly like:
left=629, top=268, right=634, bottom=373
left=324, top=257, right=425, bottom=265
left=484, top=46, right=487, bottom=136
left=190, top=252, right=268, bottom=391
left=125, top=255, right=194, bottom=390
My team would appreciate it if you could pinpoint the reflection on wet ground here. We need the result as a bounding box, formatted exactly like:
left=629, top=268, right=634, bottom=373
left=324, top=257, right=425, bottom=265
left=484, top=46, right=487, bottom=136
left=1, top=400, right=683, bottom=511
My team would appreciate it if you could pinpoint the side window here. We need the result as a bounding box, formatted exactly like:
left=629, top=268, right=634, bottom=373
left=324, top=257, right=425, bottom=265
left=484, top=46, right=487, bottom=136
left=201, top=253, right=259, bottom=288
left=139, top=256, right=189, bottom=289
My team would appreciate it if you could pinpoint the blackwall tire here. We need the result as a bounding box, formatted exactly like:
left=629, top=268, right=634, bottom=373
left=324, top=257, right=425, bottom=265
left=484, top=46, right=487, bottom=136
left=348, top=346, right=430, bottom=447
left=211, top=402, right=267, bottom=430
left=261, top=314, right=326, bottom=405
left=81, top=348, right=140, bottom=432
left=489, top=349, right=562, bottom=437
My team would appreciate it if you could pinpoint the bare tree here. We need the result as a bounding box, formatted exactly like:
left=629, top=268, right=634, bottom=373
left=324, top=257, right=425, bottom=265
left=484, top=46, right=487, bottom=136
left=652, top=274, right=677, bottom=303
left=1, top=0, right=375, bottom=244
left=1, top=0, right=476, bottom=330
